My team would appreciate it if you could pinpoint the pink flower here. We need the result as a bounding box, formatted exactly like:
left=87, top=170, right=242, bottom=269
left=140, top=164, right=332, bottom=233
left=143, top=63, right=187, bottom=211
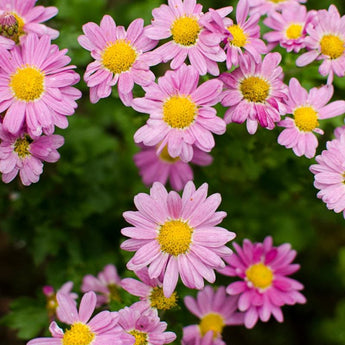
left=219, top=236, right=306, bottom=329
left=27, top=291, right=133, bottom=345
left=121, top=181, right=235, bottom=297
left=145, top=0, right=226, bottom=76
left=134, top=144, right=213, bottom=191
left=263, top=4, right=317, bottom=53
left=248, top=0, right=306, bottom=16
left=220, top=53, right=287, bottom=134
left=0, top=124, right=64, bottom=186
left=78, top=15, right=157, bottom=105
left=81, top=264, right=122, bottom=307
left=310, top=129, right=345, bottom=218
left=277, top=78, right=345, bottom=158
left=296, top=5, right=345, bottom=84
left=182, top=285, right=244, bottom=345
left=0, top=33, right=81, bottom=138
left=132, top=64, right=226, bottom=163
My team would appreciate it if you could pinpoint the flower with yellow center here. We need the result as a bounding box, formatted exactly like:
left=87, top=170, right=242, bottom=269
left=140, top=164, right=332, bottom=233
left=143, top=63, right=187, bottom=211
left=285, top=23, right=303, bottom=40
left=320, top=34, right=344, bottom=59
left=129, top=330, right=148, bottom=345
left=171, top=16, right=201, bottom=46
left=228, top=24, right=248, bottom=48
left=293, top=106, right=319, bottom=132
left=150, top=286, right=178, bottom=310
left=246, top=262, right=273, bottom=290
left=13, top=135, right=31, bottom=158
left=199, top=313, right=225, bottom=338
left=62, top=322, right=95, bottom=345
left=240, top=76, right=270, bottom=103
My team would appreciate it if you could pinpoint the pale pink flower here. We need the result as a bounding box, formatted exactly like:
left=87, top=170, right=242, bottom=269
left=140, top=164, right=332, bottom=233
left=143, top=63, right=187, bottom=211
left=220, top=53, right=287, bottom=134
left=81, top=264, right=122, bottom=307
left=182, top=285, right=244, bottom=345
left=248, top=0, right=306, bottom=16
left=296, top=5, right=345, bottom=84
left=0, top=33, right=81, bottom=138
left=78, top=15, right=157, bottom=105
left=121, top=181, right=235, bottom=298
left=219, top=236, right=306, bottom=329
left=278, top=78, right=345, bottom=158
left=134, top=144, right=213, bottom=191
left=145, top=0, right=226, bottom=76
left=133, top=64, right=226, bottom=163
left=0, top=124, right=64, bottom=186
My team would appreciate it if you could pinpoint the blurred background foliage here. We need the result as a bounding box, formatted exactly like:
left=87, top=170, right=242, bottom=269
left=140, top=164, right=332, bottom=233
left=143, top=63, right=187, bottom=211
left=1, top=0, right=345, bottom=344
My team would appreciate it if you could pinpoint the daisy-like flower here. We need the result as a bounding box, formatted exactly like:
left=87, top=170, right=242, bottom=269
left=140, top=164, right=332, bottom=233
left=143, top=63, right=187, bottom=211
left=220, top=52, right=287, bottom=134
left=121, top=267, right=178, bottom=311
left=78, top=15, right=157, bottom=105
left=81, top=264, right=122, bottom=307
left=133, top=64, right=226, bottom=163
left=0, top=0, right=59, bottom=43
left=277, top=78, right=345, bottom=158
left=310, top=128, right=345, bottom=218
left=118, top=301, right=176, bottom=345
left=134, top=144, right=213, bottom=191
left=145, top=0, right=226, bottom=76
left=219, top=236, right=306, bottom=329
left=248, top=0, right=306, bottom=16
left=296, top=5, right=345, bottom=84
left=121, top=181, right=235, bottom=298
left=27, top=291, right=134, bottom=345
left=263, top=4, right=316, bottom=53
left=182, top=285, right=244, bottom=345
left=0, top=124, right=64, bottom=186
left=0, top=33, right=81, bottom=138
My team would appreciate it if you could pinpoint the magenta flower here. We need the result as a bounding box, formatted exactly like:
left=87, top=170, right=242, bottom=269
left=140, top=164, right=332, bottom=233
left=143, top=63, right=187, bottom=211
left=133, top=64, right=226, bottom=163
left=78, top=15, right=157, bottom=105
left=145, top=0, right=226, bottom=76
left=278, top=78, right=345, bottom=158
left=219, top=236, right=306, bottom=329
left=182, top=285, right=244, bottom=345
left=134, top=144, right=213, bottom=191
left=0, top=34, right=81, bottom=138
left=248, top=0, right=306, bottom=16
left=310, top=129, right=345, bottom=218
left=220, top=53, right=287, bottom=134
left=0, top=125, right=64, bottom=186
left=81, top=264, right=122, bottom=307
left=121, top=181, right=235, bottom=297
left=296, top=5, right=345, bottom=84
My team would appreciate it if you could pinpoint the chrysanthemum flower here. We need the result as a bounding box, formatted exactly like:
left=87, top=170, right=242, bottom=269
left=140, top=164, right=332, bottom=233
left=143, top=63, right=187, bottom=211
left=248, top=0, right=306, bottom=16
left=145, top=0, right=226, bottom=76
left=263, top=4, right=316, bottom=53
left=296, top=5, right=345, bottom=84
left=277, top=78, right=345, bottom=158
left=134, top=144, right=213, bottom=191
left=118, top=302, right=176, bottom=345
left=0, top=33, right=81, bottom=138
left=81, top=264, right=122, bottom=307
left=0, top=124, right=64, bottom=186
left=121, top=181, right=235, bottom=297
left=133, top=64, right=226, bottom=163
left=0, top=0, right=59, bottom=43
left=27, top=291, right=133, bottom=345
left=310, top=129, right=345, bottom=218
left=182, top=285, right=244, bottom=345
left=220, top=52, right=287, bottom=134
left=78, top=15, right=157, bottom=105
left=219, top=236, right=306, bottom=329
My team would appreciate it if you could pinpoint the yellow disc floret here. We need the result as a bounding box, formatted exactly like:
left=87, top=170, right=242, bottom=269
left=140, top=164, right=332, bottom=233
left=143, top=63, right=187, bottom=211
left=62, top=322, right=95, bottom=345
left=159, top=145, right=180, bottom=163
left=102, top=40, right=137, bottom=74
left=149, top=286, right=178, bottom=310
left=228, top=24, right=247, bottom=48
left=320, top=34, right=344, bottom=59
left=129, top=330, right=148, bottom=345
left=199, top=313, right=225, bottom=338
left=246, top=262, right=273, bottom=290
left=12, top=12, right=25, bottom=43
left=171, top=16, right=201, bottom=46
left=293, top=106, right=319, bottom=132
left=10, top=65, right=45, bottom=102
left=240, top=76, right=270, bottom=103
left=270, top=0, right=286, bottom=3
left=14, top=136, right=31, bottom=158
left=285, top=23, right=303, bottom=40
left=157, top=219, right=193, bottom=256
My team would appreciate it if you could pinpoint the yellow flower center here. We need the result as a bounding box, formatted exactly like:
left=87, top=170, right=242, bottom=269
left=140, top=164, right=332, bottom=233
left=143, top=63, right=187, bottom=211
left=107, top=283, right=121, bottom=302
left=157, top=219, right=193, bottom=256
left=293, top=106, right=319, bottom=132
left=171, top=16, right=201, bottom=46
left=102, top=40, right=137, bottom=74
left=14, top=136, right=31, bottom=158
left=228, top=24, right=247, bottom=48
left=320, top=34, right=344, bottom=59
left=10, top=65, right=45, bottom=102
left=270, top=0, right=286, bottom=3
left=62, top=323, right=95, bottom=345
left=11, top=12, right=25, bottom=43
left=285, top=23, right=303, bottom=40
left=129, top=330, right=148, bottom=345
left=163, top=95, right=197, bottom=129
left=240, top=76, right=270, bottom=103
left=46, top=294, right=58, bottom=317
left=149, top=286, right=178, bottom=310
left=199, top=313, right=225, bottom=338
left=159, top=145, right=180, bottom=163
left=246, top=262, right=273, bottom=289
